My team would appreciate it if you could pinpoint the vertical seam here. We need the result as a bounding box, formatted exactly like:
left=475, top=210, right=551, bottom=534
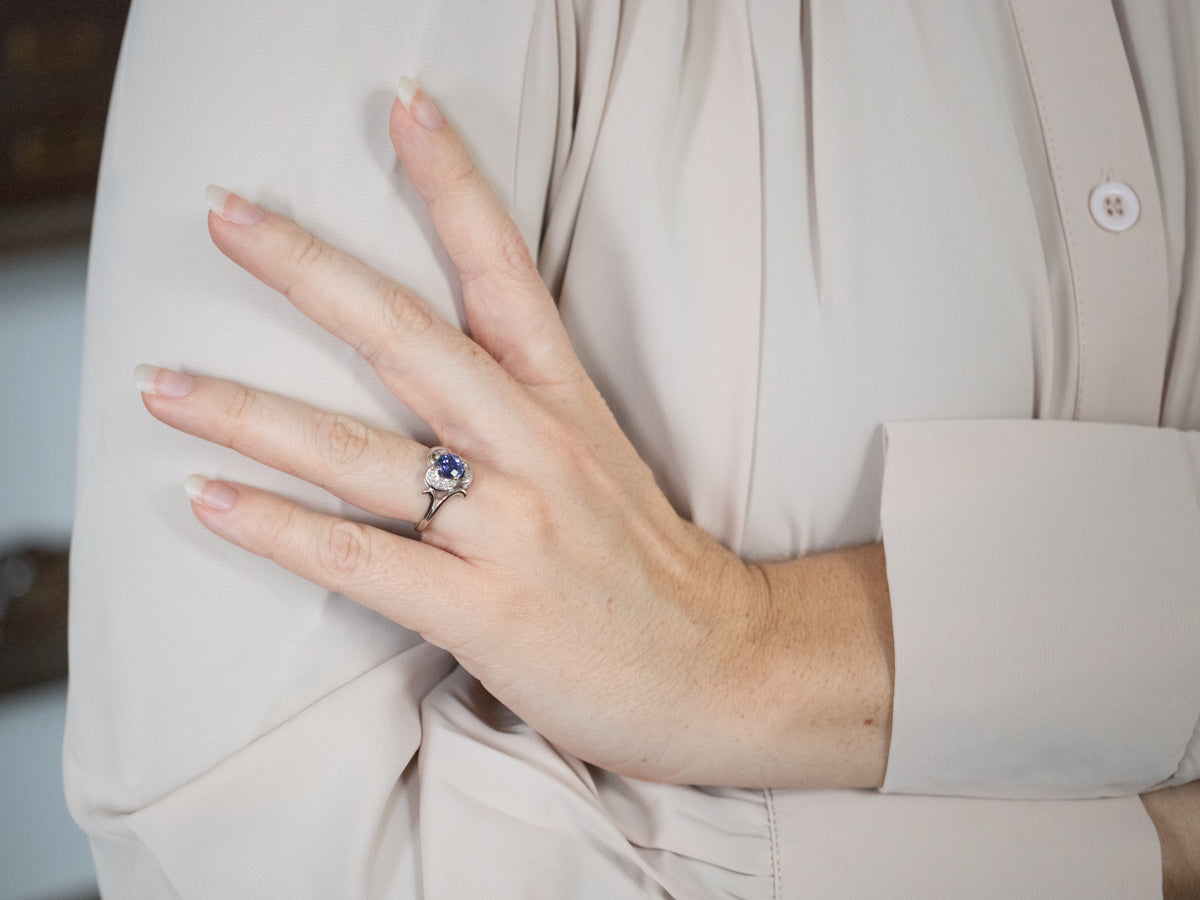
left=764, top=787, right=782, bottom=899
left=1171, top=429, right=1200, bottom=785
left=1009, top=0, right=1088, bottom=420
left=1181, top=430, right=1200, bottom=515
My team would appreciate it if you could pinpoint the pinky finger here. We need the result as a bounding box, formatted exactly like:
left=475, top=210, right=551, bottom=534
left=185, top=475, right=472, bottom=638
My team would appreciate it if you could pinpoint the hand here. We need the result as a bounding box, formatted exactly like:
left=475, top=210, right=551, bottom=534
left=137, top=79, right=893, bottom=788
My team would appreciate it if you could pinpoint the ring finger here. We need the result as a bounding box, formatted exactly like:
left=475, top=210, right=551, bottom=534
left=136, top=363, right=439, bottom=525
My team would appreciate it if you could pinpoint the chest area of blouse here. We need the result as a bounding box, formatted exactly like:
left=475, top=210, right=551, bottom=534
left=552, top=0, right=1192, bottom=552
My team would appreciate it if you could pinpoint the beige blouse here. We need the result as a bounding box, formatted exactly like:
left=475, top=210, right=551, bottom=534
left=67, top=0, right=1199, bottom=896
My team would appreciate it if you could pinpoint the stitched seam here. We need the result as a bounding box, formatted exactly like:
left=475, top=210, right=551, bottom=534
left=1181, top=430, right=1200, bottom=518
left=1170, top=429, right=1200, bottom=784
left=764, top=787, right=781, bottom=899
left=1009, top=0, right=1088, bottom=420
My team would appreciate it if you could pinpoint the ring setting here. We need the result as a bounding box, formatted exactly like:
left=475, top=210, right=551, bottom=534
left=417, top=447, right=472, bottom=532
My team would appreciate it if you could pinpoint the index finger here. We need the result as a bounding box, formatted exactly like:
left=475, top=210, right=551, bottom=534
left=391, top=78, right=580, bottom=387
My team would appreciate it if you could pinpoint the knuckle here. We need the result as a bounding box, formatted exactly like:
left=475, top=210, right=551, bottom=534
left=313, top=413, right=372, bottom=468
left=317, top=520, right=372, bottom=576
left=444, top=156, right=479, bottom=195
left=224, top=384, right=259, bottom=430
left=290, top=232, right=327, bottom=273
left=379, top=284, right=435, bottom=341
left=255, top=502, right=301, bottom=555
left=459, top=228, right=538, bottom=289
left=495, top=231, right=537, bottom=282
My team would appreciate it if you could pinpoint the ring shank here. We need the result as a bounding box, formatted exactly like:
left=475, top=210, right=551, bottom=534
left=416, top=487, right=466, bottom=532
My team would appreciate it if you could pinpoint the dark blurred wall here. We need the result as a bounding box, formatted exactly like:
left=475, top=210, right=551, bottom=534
left=0, top=8, right=127, bottom=898
left=1, top=0, right=131, bottom=249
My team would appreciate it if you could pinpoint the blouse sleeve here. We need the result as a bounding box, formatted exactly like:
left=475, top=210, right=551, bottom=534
left=62, top=0, right=561, bottom=894
left=880, top=418, right=1200, bottom=798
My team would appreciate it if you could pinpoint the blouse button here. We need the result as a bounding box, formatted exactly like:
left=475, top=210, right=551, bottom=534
left=1088, top=181, right=1140, bottom=232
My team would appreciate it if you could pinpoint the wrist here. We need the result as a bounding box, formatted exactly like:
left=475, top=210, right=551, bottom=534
left=705, top=545, right=895, bottom=789
left=1143, top=780, right=1200, bottom=899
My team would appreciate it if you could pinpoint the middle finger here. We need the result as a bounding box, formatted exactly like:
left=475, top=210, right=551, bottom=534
left=204, top=186, right=525, bottom=451
left=136, top=364, right=436, bottom=525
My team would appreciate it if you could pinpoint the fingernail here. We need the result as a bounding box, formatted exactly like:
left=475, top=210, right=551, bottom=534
left=135, top=364, right=195, bottom=397
left=205, top=184, right=268, bottom=225
left=396, top=75, right=444, bottom=132
left=184, top=475, right=238, bottom=511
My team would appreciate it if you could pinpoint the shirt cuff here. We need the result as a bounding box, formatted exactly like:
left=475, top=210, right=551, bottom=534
left=879, top=419, right=1200, bottom=798
left=773, top=791, right=1162, bottom=899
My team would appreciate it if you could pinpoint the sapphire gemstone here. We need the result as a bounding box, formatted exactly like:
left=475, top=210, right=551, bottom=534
left=436, top=453, right=465, bottom=480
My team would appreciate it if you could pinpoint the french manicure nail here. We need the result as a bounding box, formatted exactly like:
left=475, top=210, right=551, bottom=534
left=184, top=475, right=238, bottom=511
left=396, top=75, right=444, bottom=132
left=135, top=364, right=195, bottom=397
left=205, top=184, right=268, bottom=225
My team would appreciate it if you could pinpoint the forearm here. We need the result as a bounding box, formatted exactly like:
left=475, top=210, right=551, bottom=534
left=750, top=543, right=1200, bottom=899
left=753, top=539, right=1199, bottom=896
left=731, top=542, right=894, bottom=789
left=1143, top=781, right=1200, bottom=899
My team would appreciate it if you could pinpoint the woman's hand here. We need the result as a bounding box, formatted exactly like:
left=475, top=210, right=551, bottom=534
left=137, top=79, right=894, bottom=788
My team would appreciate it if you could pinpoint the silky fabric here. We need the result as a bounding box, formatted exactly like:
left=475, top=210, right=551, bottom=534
left=66, top=1, right=1200, bottom=896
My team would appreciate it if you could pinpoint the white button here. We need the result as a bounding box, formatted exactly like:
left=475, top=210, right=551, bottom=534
left=1088, top=181, right=1140, bottom=232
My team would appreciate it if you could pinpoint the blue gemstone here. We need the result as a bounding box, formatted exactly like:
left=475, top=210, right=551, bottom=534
left=436, top=453, right=464, bottom=480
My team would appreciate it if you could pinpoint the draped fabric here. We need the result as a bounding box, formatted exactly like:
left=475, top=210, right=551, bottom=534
left=66, top=1, right=1199, bottom=896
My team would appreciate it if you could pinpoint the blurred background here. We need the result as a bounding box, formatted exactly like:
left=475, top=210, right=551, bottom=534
left=1, top=1, right=131, bottom=897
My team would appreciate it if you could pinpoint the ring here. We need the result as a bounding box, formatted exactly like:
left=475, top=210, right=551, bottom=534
left=416, top=447, right=472, bottom=532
